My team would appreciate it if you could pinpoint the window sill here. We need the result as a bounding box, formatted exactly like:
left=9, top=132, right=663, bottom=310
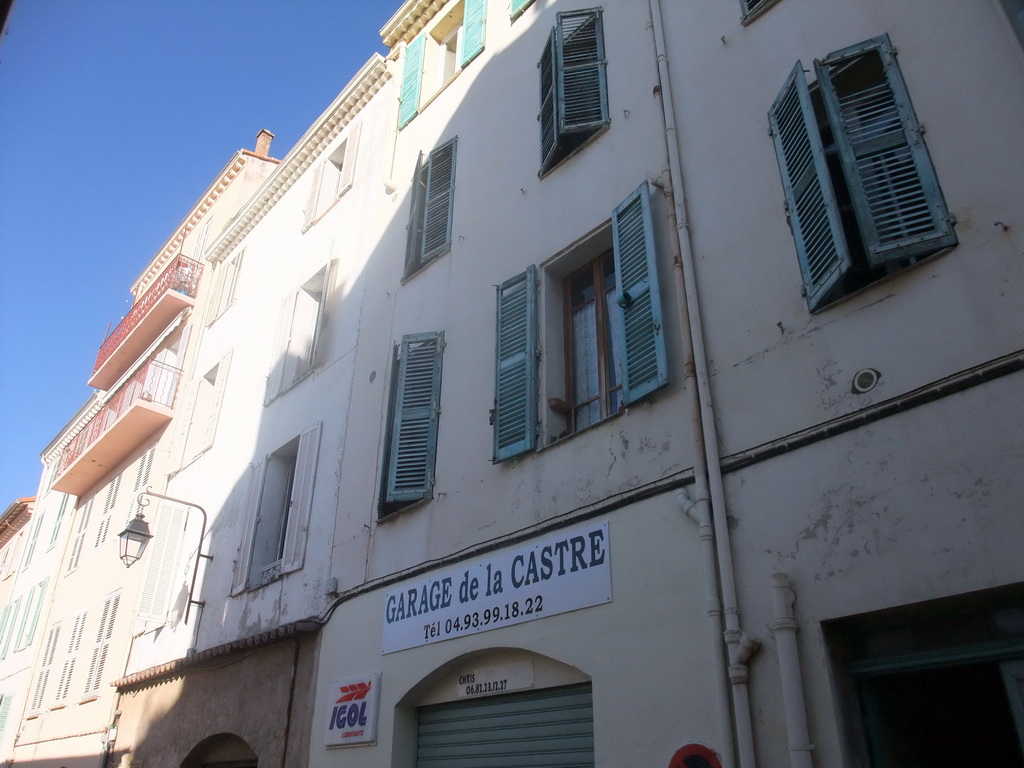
left=79, top=695, right=99, bottom=705
left=538, top=408, right=625, bottom=452
left=538, top=124, right=610, bottom=180
left=49, top=704, right=67, bottom=711
left=377, top=495, right=432, bottom=524
left=402, top=69, right=465, bottom=131
left=302, top=190, right=352, bottom=234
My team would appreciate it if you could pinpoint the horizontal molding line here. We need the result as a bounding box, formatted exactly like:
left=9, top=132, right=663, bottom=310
left=16, top=728, right=107, bottom=748
left=720, top=348, right=1024, bottom=475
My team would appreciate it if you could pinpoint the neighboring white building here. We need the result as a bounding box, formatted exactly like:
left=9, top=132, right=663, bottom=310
left=6, top=135, right=278, bottom=768
left=9, top=1, right=1024, bottom=767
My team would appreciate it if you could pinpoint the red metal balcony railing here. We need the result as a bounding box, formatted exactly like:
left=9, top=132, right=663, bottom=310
left=89, top=255, right=202, bottom=390
left=58, top=360, right=182, bottom=478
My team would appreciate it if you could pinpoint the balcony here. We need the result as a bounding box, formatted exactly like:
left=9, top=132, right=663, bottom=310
left=88, top=255, right=202, bottom=390
left=53, top=361, right=182, bottom=496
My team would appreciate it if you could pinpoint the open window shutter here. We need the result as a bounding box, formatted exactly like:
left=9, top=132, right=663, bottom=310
left=406, top=152, right=427, bottom=274
left=137, top=503, right=186, bottom=622
left=462, top=0, right=487, bottom=67
left=0, top=607, right=10, bottom=659
left=399, top=35, right=426, bottom=129
left=312, top=261, right=337, bottom=367
left=557, top=10, right=608, bottom=135
left=22, top=578, right=47, bottom=647
left=338, top=122, right=361, bottom=198
left=538, top=28, right=559, bottom=170
left=200, top=352, right=231, bottom=451
left=816, top=35, right=956, bottom=266
left=231, top=459, right=267, bottom=594
left=493, top=266, right=537, bottom=462
left=421, top=138, right=458, bottom=261
left=14, top=588, right=34, bottom=650
left=66, top=500, right=92, bottom=573
left=768, top=62, right=851, bottom=311
left=511, top=0, right=536, bottom=20
left=281, top=422, right=322, bottom=573
left=172, top=379, right=199, bottom=466
left=612, top=181, right=668, bottom=404
left=387, top=332, right=445, bottom=503
left=304, top=163, right=325, bottom=229
left=266, top=293, right=296, bottom=401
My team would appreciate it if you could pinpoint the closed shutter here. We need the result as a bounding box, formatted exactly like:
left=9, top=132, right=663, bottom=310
left=417, top=684, right=594, bottom=767
left=399, top=35, right=426, bottom=129
left=462, top=0, right=487, bottom=67
left=54, top=611, right=86, bottom=702
left=84, top=592, right=120, bottom=695
left=387, top=332, right=445, bottom=505
left=48, top=495, right=69, bottom=550
left=557, top=10, right=608, bottom=135
left=280, top=422, right=322, bottom=574
left=31, top=623, right=61, bottom=710
left=232, top=459, right=268, bottom=594
left=95, top=471, right=122, bottom=548
left=511, top=0, right=536, bottom=20
left=493, top=266, right=537, bottom=462
left=421, top=138, right=458, bottom=262
left=817, top=35, right=956, bottom=266
left=0, top=695, right=11, bottom=742
left=137, top=503, right=187, bottom=622
left=768, top=62, right=851, bottom=310
left=21, top=577, right=47, bottom=648
left=612, top=181, right=668, bottom=404
left=0, top=597, right=22, bottom=659
left=22, top=511, right=43, bottom=568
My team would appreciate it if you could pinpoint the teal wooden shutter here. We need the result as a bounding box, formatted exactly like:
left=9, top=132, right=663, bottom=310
left=768, top=62, right=851, bottom=311
left=462, top=0, right=486, bottom=67
left=612, top=181, right=668, bottom=404
left=22, top=577, right=47, bottom=647
left=817, top=35, right=956, bottom=266
left=281, top=421, right=321, bottom=573
left=557, top=10, right=608, bottom=135
left=399, top=35, right=426, bottom=129
left=511, top=0, right=536, bottom=20
left=493, top=266, right=538, bottom=462
left=417, top=684, right=594, bottom=767
left=538, top=27, right=559, bottom=169
left=421, top=138, right=458, bottom=262
left=387, top=332, right=444, bottom=505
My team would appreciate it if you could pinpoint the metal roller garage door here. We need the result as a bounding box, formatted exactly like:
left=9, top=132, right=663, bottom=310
left=416, top=683, right=594, bottom=767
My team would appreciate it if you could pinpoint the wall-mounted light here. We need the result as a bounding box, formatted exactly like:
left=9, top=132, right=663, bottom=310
left=117, top=488, right=213, bottom=623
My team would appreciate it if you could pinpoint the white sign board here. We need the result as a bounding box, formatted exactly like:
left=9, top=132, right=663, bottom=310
left=324, top=673, right=381, bottom=747
left=455, top=660, right=535, bottom=699
left=382, top=521, right=611, bottom=654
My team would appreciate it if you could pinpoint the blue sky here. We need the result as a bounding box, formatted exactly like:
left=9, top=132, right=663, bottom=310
left=0, top=1, right=389, bottom=503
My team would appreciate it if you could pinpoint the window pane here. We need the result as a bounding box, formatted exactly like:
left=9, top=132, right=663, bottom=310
left=572, top=301, right=599, bottom=404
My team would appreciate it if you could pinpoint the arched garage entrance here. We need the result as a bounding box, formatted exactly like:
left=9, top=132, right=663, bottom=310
left=181, top=733, right=257, bottom=768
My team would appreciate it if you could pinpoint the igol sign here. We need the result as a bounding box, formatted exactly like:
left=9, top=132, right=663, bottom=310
left=382, top=521, right=611, bottom=653
left=324, top=674, right=380, bottom=748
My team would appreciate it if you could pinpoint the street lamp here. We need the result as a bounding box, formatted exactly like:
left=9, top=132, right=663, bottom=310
left=117, top=488, right=213, bottom=623
left=117, top=513, right=153, bottom=567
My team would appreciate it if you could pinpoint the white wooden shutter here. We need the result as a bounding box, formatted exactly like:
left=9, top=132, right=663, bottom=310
left=31, top=623, right=60, bottom=710
left=84, top=592, right=120, bottom=695
left=280, top=422, right=322, bottom=574
left=266, top=293, right=296, bottom=401
left=338, top=123, right=361, bottom=198
left=137, top=503, right=187, bottom=622
left=54, top=611, right=86, bottom=702
left=231, top=460, right=267, bottom=594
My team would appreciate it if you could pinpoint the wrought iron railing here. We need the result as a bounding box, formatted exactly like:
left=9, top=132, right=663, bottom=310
left=58, top=360, right=182, bottom=475
left=92, top=254, right=203, bottom=373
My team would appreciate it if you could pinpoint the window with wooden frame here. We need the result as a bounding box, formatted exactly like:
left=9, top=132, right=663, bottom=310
left=493, top=181, right=667, bottom=458
left=266, top=262, right=335, bottom=402
left=397, top=0, right=486, bottom=129
left=768, top=35, right=956, bottom=311
left=302, top=123, right=361, bottom=231
left=232, top=423, right=321, bottom=592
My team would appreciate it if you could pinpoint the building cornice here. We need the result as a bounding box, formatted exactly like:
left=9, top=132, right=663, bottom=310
left=380, top=0, right=448, bottom=48
left=130, top=149, right=280, bottom=297
left=112, top=618, right=321, bottom=690
left=207, top=54, right=390, bottom=265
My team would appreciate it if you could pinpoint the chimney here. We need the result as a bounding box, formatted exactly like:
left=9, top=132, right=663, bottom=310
left=254, top=129, right=275, bottom=158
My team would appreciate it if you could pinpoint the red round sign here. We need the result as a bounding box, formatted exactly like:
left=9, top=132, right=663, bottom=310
left=668, top=743, right=722, bottom=768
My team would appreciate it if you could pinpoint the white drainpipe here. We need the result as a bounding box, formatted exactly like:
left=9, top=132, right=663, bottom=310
left=647, top=1, right=760, bottom=766
left=770, top=573, right=815, bottom=768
